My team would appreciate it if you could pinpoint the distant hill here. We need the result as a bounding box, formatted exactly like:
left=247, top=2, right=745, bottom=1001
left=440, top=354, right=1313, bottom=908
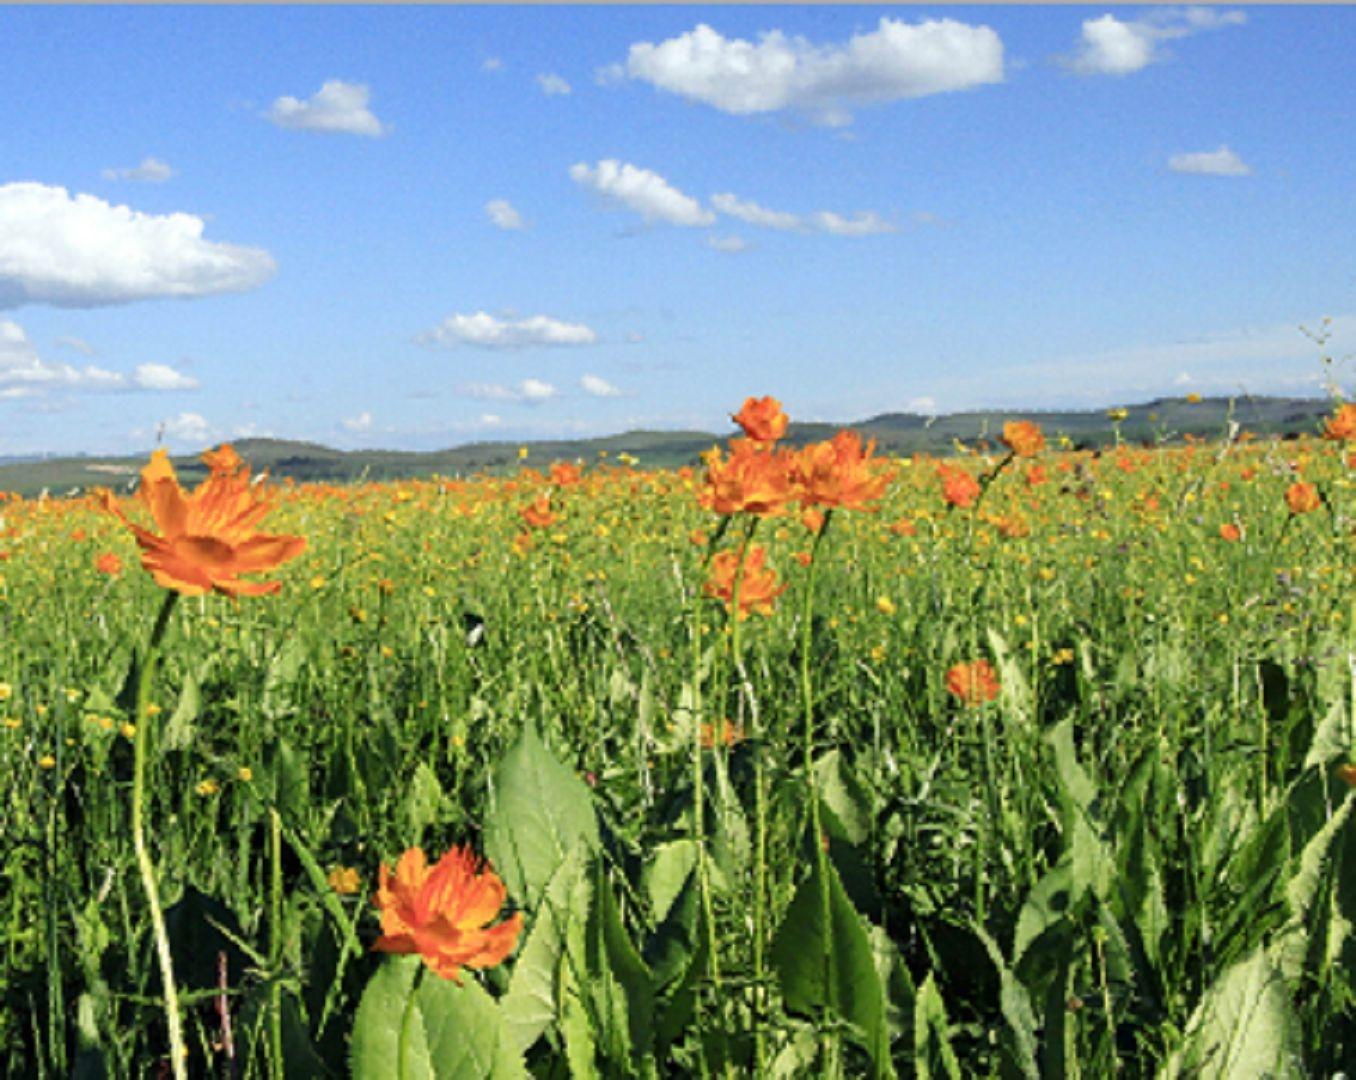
left=0, top=395, right=1335, bottom=499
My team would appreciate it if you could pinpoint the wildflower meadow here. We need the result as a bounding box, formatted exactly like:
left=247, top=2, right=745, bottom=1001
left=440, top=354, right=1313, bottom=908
left=2, top=396, right=1354, bottom=1078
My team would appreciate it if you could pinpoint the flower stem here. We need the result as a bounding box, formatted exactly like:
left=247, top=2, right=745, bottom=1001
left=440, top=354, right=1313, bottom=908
left=270, top=807, right=284, bottom=1079
left=131, top=590, right=186, bottom=1080
left=801, top=510, right=837, bottom=1072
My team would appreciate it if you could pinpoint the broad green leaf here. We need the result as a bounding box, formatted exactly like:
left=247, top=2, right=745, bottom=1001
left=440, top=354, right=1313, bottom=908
left=484, top=723, right=599, bottom=909
left=1046, top=718, right=1097, bottom=814
left=1165, top=946, right=1303, bottom=1079
left=986, top=627, right=1033, bottom=725
left=975, top=926, right=1040, bottom=1080
left=500, top=848, right=591, bottom=1056
left=642, top=839, right=698, bottom=924
left=582, top=860, right=654, bottom=1067
left=815, top=750, right=872, bottom=845
left=771, top=854, right=895, bottom=1078
left=415, top=971, right=528, bottom=1079
left=350, top=956, right=422, bottom=1080
left=913, top=973, right=961, bottom=1080
left=1013, top=862, right=1076, bottom=968
left=867, top=924, right=915, bottom=1041
left=402, top=761, right=447, bottom=843
left=351, top=956, right=527, bottom=1080
left=1272, top=796, right=1353, bottom=985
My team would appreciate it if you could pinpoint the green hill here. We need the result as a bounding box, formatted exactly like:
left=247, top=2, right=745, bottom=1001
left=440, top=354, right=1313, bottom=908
left=0, top=395, right=1335, bottom=499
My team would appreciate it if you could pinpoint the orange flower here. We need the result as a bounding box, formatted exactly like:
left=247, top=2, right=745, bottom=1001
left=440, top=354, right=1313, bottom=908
left=703, top=545, right=787, bottom=619
left=1024, top=464, right=1047, bottom=487
left=549, top=461, right=582, bottom=486
left=801, top=508, right=825, bottom=534
left=373, top=845, right=523, bottom=983
left=1000, top=420, right=1045, bottom=458
left=99, top=446, right=306, bottom=597
left=699, top=440, right=796, bottom=516
left=793, top=430, right=895, bottom=510
left=1218, top=523, right=1242, bottom=542
left=888, top=518, right=917, bottom=537
left=699, top=718, right=745, bottom=749
left=519, top=493, right=558, bottom=529
left=732, top=395, right=789, bottom=443
left=95, top=551, right=123, bottom=576
left=1322, top=403, right=1356, bottom=441
left=938, top=465, right=981, bottom=509
left=945, top=660, right=1000, bottom=707
left=1285, top=481, right=1321, bottom=516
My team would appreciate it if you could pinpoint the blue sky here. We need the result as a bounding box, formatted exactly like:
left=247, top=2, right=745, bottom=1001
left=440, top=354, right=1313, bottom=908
left=2, top=5, right=1354, bottom=455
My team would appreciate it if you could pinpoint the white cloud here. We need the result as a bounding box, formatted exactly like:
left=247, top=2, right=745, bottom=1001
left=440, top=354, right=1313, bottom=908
left=267, top=80, right=388, bottom=137
left=537, top=73, right=572, bottom=96
left=0, top=320, right=196, bottom=397
left=460, top=379, right=557, bottom=404
left=479, top=412, right=503, bottom=426
left=159, top=412, right=213, bottom=445
left=132, top=363, right=199, bottom=390
left=570, top=160, right=715, bottom=227
left=0, top=182, right=275, bottom=309
left=421, top=311, right=596, bottom=349
left=711, top=193, right=800, bottom=231
left=1069, top=9, right=1246, bottom=77
left=809, top=210, right=897, bottom=236
left=341, top=410, right=373, bottom=432
left=619, top=18, right=1003, bottom=123
left=102, top=156, right=175, bottom=183
left=711, top=192, right=896, bottom=236
left=485, top=198, right=526, bottom=230
left=906, top=395, right=938, bottom=414
left=482, top=57, right=504, bottom=73
left=706, top=235, right=749, bottom=253
left=1168, top=145, right=1252, bottom=177
left=580, top=373, right=623, bottom=397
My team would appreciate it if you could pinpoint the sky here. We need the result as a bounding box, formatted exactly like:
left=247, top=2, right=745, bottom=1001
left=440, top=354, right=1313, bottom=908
left=2, top=4, right=1355, bottom=456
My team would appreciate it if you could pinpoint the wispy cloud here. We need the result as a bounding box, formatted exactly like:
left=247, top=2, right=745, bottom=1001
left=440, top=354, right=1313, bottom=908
left=1168, top=145, right=1252, bottom=176
left=580, top=373, right=623, bottom=397
left=536, top=73, right=572, bottom=96
left=459, top=378, right=557, bottom=404
left=0, top=320, right=198, bottom=397
left=101, top=156, right=175, bottom=183
left=570, top=160, right=715, bottom=227
left=485, top=198, right=527, bottom=230
left=420, top=311, right=596, bottom=349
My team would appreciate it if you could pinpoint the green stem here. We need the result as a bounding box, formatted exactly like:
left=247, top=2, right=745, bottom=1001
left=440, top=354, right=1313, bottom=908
left=132, top=590, right=186, bottom=1080
left=728, top=517, right=767, bottom=1074
left=269, top=807, right=284, bottom=1079
left=801, top=509, right=837, bottom=1072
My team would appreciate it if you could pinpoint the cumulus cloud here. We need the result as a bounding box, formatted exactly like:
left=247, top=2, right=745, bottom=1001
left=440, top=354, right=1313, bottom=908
left=159, top=412, right=213, bottom=445
left=0, top=320, right=197, bottom=397
left=537, top=73, right=572, bottom=96
left=342, top=410, right=373, bottom=432
left=1168, top=145, right=1252, bottom=176
left=421, top=311, right=597, bottom=349
left=267, top=80, right=388, bottom=136
left=711, top=192, right=896, bottom=236
left=485, top=199, right=527, bottom=230
left=132, top=363, right=199, bottom=391
left=618, top=18, right=1003, bottom=123
left=570, top=160, right=715, bottom=227
left=460, top=379, right=557, bottom=404
left=0, top=183, right=275, bottom=309
left=1069, top=9, right=1246, bottom=77
left=102, top=156, right=175, bottom=183
left=580, top=373, right=623, bottom=397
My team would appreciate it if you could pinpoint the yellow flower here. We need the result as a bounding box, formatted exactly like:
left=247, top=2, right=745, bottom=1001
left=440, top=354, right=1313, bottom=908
left=310, top=574, right=327, bottom=590
left=2, top=717, right=19, bottom=730
left=237, top=767, right=253, bottom=782
left=196, top=779, right=220, bottom=796
left=38, top=754, right=57, bottom=769
left=0, top=683, right=12, bottom=701
left=328, top=865, right=363, bottom=895
left=120, top=722, right=137, bottom=739
left=876, top=596, right=897, bottom=616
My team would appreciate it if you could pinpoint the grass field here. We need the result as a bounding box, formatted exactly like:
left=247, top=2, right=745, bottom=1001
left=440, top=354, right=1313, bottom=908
left=1, top=397, right=1353, bottom=1078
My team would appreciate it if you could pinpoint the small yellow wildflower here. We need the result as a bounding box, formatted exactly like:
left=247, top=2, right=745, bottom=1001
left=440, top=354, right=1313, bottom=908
left=876, top=596, right=897, bottom=616
left=237, top=767, right=253, bottom=782
left=196, top=779, right=220, bottom=797
left=327, top=866, right=362, bottom=895
left=120, top=722, right=137, bottom=739
left=38, top=754, right=57, bottom=769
